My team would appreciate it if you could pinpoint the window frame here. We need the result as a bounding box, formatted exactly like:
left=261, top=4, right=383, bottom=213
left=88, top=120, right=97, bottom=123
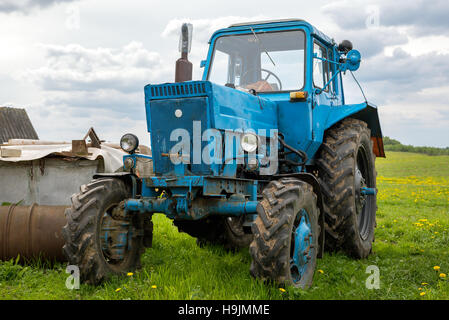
left=206, top=29, right=307, bottom=93
left=312, top=40, right=330, bottom=93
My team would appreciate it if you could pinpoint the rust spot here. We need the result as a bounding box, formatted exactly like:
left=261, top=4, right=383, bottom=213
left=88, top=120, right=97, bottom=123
left=371, top=136, right=385, bottom=158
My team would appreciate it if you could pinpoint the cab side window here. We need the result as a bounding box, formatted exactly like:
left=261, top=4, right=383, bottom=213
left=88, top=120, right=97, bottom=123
left=313, top=42, right=329, bottom=91
left=327, top=48, right=335, bottom=94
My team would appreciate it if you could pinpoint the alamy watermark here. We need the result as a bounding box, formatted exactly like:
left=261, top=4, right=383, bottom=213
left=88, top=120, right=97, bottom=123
left=65, top=4, right=80, bottom=30
left=365, top=265, right=380, bottom=289
left=365, top=5, right=380, bottom=29
left=168, top=121, right=279, bottom=175
left=65, top=265, right=80, bottom=290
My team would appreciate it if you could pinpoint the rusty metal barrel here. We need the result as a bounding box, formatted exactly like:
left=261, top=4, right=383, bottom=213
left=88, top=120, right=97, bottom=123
left=0, top=204, right=68, bottom=262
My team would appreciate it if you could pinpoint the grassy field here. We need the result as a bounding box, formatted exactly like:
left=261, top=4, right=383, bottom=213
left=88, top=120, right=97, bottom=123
left=0, top=151, right=448, bottom=300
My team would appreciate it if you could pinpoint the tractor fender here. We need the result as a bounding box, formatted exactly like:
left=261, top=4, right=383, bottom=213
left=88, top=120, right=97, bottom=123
left=93, top=172, right=140, bottom=198
left=272, top=172, right=325, bottom=258
left=325, top=102, right=385, bottom=157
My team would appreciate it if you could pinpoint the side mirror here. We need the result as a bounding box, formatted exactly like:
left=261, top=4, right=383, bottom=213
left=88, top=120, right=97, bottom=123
left=313, top=47, right=362, bottom=94
left=344, top=50, right=361, bottom=71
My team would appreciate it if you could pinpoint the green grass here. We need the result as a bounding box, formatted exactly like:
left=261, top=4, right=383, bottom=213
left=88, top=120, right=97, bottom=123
left=1, top=151, right=448, bottom=300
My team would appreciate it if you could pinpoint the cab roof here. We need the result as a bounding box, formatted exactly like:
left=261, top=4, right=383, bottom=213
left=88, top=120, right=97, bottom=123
left=228, top=18, right=307, bottom=28
left=209, top=19, right=334, bottom=45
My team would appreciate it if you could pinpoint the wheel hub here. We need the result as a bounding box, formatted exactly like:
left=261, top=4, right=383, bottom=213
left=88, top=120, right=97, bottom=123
left=290, top=209, right=313, bottom=283
left=355, top=167, right=367, bottom=215
left=100, top=212, right=131, bottom=262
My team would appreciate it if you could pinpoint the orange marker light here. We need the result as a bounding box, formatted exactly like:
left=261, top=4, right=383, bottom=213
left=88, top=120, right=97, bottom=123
left=290, top=91, right=308, bottom=101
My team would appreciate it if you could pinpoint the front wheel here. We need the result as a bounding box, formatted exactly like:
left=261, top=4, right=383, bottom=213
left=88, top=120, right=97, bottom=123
left=250, top=178, right=320, bottom=288
left=62, top=178, right=147, bottom=285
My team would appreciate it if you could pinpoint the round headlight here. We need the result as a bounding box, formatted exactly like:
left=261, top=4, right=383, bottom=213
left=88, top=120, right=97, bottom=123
left=120, top=133, right=139, bottom=153
left=241, top=133, right=258, bottom=153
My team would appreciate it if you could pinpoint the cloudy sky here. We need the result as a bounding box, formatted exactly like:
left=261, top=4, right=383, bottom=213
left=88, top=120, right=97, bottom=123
left=1, top=0, right=448, bottom=147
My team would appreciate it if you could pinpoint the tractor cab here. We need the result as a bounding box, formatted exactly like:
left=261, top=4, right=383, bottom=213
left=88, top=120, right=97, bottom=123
left=201, top=19, right=349, bottom=102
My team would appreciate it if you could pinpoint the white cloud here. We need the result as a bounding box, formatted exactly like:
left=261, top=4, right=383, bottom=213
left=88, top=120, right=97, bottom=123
left=162, top=15, right=269, bottom=43
left=1, top=0, right=448, bottom=148
left=18, top=41, right=169, bottom=145
left=0, top=0, right=78, bottom=13
left=322, top=1, right=449, bottom=146
left=23, top=42, right=170, bottom=93
left=26, top=103, right=150, bottom=145
left=322, top=0, right=449, bottom=36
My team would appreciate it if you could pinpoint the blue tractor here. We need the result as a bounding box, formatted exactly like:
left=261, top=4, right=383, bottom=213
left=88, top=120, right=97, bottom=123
left=62, top=19, right=385, bottom=288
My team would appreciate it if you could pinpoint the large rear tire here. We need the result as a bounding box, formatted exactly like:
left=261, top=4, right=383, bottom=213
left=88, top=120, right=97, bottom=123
left=62, top=178, right=147, bottom=285
left=316, top=118, right=377, bottom=258
left=250, top=178, right=319, bottom=288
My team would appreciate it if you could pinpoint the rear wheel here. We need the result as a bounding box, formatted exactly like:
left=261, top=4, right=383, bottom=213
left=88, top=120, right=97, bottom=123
left=250, top=178, right=319, bottom=288
left=317, top=118, right=377, bottom=258
left=62, top=178, right=147, bottom=285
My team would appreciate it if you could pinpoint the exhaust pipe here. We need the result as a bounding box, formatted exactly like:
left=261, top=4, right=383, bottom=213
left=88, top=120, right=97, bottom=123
left=175, top=23, right=193, bottom=82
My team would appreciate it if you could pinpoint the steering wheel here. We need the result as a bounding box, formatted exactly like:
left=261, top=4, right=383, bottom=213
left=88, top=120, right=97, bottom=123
left=241, top=68, right=283, bottom=91
left=260, top=68, right=283, bottom=91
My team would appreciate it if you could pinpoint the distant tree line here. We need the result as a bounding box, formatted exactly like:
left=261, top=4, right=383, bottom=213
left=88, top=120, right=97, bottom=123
left=383, top=137, right=449, bottom=156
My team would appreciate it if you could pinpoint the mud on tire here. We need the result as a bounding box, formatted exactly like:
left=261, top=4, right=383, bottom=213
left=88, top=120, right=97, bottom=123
left=62, top=178, right=147, bottom=285
left=249, top=178, right=320, bottom=288
left=316, top=118, right=377, bottom=258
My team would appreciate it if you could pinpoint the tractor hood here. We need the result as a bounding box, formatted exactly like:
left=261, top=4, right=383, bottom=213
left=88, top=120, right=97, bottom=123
left=144, top=81, right=278, bottom=175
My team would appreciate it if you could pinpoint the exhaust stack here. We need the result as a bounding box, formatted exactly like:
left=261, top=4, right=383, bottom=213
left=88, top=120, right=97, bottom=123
left=175, top=23, right=193, bottom=82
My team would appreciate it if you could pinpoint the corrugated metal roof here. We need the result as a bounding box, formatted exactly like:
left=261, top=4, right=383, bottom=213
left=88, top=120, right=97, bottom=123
left=0, top=107, right=39, bottom=144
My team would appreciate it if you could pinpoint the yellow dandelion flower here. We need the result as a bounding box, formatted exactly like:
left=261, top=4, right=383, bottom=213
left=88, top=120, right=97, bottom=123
left=440, top=273, right=447, bottom=278
left=434, top=266, right=441, bottom=271
left=279, top=288, right=286, bottom=293
left=418, top=288, right=423, bottom=291
left=115, top=288, right=122, bottom=292
left=127, top=272, right=134, bottom=276
left=151, top=285, right=157, bottom=289
left=420, top=292, right=426, bottom=296
left=421, top=282, right=428, bottom=285
left=318, top=269, right=324, bottom=274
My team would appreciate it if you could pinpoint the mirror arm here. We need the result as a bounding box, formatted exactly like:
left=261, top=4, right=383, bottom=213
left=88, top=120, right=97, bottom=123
left=315, top=64, right=344, bottom=94
left=313, top=53, right=340, bottom=66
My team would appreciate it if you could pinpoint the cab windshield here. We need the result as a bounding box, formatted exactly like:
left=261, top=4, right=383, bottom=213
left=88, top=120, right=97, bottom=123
left=207, top=30, right=305, bottom=92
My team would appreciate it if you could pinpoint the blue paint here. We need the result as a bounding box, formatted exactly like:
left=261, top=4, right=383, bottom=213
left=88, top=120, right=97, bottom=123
left=361, top=187, right=376, bottom=196
left=291, top=209, right=313, bottom=283
left=125, top=196, right=258, bottom=220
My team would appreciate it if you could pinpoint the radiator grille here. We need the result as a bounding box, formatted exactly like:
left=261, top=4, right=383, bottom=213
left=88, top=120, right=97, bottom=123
left=148, top=82, right=208, bottom=99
